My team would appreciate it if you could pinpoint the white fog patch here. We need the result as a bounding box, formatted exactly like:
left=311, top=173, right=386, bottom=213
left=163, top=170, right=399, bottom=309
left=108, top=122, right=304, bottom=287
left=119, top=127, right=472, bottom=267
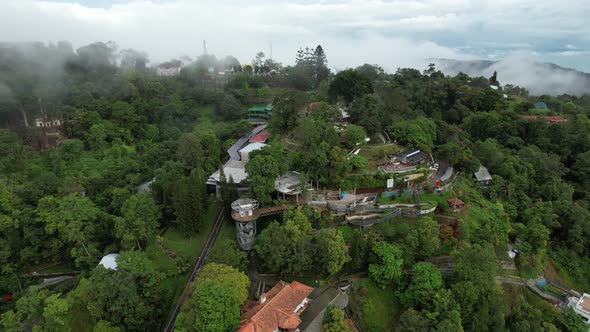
left=436, top=53, right=590, bottom=96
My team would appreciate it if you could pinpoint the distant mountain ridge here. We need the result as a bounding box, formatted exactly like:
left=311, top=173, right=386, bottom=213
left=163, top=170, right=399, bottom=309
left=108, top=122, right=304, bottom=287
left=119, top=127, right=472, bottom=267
left=433, top=58, right=590, bottom=96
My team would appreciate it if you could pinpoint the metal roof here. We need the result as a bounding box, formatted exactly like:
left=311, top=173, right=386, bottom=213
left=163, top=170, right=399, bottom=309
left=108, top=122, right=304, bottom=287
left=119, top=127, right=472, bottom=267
left=239, top=142, right=267, bottom=154
left=208, top=160, right=248, bottom=184
left=227, top=124, right=267, bottom=160
left=275, top=171, right=306, bottom=195
left=440, top=166, right=454, bottom=182
left=474, top=165, right=492, bottom=182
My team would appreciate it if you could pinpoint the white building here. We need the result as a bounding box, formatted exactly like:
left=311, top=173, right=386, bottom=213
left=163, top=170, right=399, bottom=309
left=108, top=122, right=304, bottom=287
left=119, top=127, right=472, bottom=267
left=568, top=293, right=590, bottom=325
left=206, top=159, right=249, bottom=194
left=156, top=66, right=181, bottom=76
left=34, top=118, right=61, bottom=128
left=474, top=165, right=493, bottom=186
left=239, top=142, right=267, bottom=162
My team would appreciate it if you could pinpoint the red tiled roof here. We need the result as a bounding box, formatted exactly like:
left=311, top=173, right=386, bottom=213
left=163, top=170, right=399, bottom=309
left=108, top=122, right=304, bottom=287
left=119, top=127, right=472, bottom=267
left=308, top=102, right=321, bottom=109
left=279, top=312, right=301, bottom=329
left=249, top=130, right=271, bottom=143
left=447, top=198, right=465, bottom=206
left=545, top=116, right=568, bottom=123
left=522, top=115, right=538, bottom=120
left=522, top=115, right=568, bottom=123
left=238, top=281, right=314, bottom=332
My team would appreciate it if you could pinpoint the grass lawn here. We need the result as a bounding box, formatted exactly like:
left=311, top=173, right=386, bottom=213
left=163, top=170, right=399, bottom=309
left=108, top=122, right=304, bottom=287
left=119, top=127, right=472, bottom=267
left=349, top=278, right=400, bottom=332
left=540, top=284, right=567, bottom=297
left=337, top=225, right=354, bottom=243
left=358, top=143, right=401, bottom=161
left=209, top=217, right=236, bottom=253
left=359, top=143, right=401, bottom=170
left=152, top=201, right=221, bottom=326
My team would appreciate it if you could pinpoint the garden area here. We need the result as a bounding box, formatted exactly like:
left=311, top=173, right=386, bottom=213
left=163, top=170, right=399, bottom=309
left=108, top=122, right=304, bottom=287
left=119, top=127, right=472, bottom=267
left=348, top=278, right=400, bottom=332
left=358, top=143, right=401, bottom=170
left=148, top=202, right=220, bottom=324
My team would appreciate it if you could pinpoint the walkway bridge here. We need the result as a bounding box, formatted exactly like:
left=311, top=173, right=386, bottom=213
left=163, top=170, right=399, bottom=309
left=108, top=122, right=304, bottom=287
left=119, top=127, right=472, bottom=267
left=231, top=204, right=290, bottom=223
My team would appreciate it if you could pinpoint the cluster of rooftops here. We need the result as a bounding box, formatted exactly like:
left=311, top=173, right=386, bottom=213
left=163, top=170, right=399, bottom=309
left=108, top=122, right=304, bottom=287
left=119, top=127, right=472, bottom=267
left=206, top=124, right=305, bottom=197
left=207, top=125, right=270, bottom=189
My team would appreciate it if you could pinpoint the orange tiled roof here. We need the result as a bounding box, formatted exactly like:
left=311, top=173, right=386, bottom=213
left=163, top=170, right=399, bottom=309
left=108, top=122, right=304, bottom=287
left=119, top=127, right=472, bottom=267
left=447, top=198, right=465, bottom=206
left=522, top=115, right=568, bottom=123
left=238, top=281, right=314, bottom=332
left=279, top=311, right=302, bottom=329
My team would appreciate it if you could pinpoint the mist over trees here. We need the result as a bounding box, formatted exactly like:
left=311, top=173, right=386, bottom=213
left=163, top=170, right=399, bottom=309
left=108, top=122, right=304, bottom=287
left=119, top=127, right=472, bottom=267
left=1, top=38, right=590, bottom=332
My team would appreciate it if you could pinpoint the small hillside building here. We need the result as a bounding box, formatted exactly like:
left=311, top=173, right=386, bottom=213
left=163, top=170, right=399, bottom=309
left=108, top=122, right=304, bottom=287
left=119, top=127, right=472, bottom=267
left=448, top=198, right=465, bottom=212
left=238, top=281, right=314, bottom=332
left=394, top=149, right=427, bottom=165
left=246, top=105, right=273, bottom=124
left=275, top=171, right=307, bottom=199
left=474, top=165, right=493, bottom=186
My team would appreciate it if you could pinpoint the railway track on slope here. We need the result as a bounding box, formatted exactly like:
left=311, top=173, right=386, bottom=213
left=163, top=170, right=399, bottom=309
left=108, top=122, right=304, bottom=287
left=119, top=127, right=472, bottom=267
left=163, top=207, right=226, bottom=332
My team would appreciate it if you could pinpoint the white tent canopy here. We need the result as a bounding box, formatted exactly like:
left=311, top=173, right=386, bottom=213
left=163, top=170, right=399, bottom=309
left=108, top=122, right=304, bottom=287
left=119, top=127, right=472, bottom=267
left=98, top=253, right=120, bottom=270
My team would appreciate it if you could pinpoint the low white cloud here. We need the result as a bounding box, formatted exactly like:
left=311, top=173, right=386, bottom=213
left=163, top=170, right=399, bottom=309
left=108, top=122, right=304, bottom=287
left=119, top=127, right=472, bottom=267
left=0, top=0, right=588, bottom=73
left=437, top=52, right=590, bottom=96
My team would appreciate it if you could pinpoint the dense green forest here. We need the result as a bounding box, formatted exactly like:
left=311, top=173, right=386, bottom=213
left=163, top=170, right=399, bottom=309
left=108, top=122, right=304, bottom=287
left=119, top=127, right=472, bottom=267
left=1, top=41, right=590, bottom=331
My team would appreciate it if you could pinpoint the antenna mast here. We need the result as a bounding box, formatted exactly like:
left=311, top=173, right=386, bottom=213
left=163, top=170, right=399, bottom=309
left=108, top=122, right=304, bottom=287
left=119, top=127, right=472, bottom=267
left=203, top=40, right=208, bottom=55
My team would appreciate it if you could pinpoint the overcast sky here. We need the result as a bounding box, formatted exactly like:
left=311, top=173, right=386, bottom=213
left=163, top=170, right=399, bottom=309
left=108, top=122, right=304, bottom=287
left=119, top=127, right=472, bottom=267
left=1, top=0, right=589, bottom=72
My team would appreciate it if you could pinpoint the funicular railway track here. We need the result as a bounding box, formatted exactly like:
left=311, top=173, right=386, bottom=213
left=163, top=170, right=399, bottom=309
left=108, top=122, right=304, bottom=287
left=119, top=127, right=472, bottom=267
left=163, top=207, right=225, bottom=332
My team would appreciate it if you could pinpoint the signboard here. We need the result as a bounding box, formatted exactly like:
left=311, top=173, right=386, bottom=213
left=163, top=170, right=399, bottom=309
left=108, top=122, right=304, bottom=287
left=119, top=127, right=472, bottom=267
left=386, top=178, right=394, bottom=189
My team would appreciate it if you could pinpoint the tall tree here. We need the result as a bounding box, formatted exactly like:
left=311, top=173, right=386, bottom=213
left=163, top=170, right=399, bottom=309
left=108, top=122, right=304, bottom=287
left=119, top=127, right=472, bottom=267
left=176, top=133, right=203, bottom=171
left=36, top=194, right=103, bottom=266
left=368, top=242, right=403, bottom=288
left=270, top=90, right=307, bottom=134
left=173, top=168, right=208, bottom=233
left=255, top=208, right=314, bottom=273
left=314, top=228, right=350, bottom=276
left=77, top=251, right=166, bottom=331
left=115, top=193, right=160, bottom=250
left=176, top=263, right=249, bottom=332
left=245, top=154, right=282, bottom=206
left=322, top=305, right=350, bottom=332
left=328, top=69, right=373, bottom=104
left=348, top=95, right=385, bottom=135
left=313, top=45, right=330, bottom=87
left=403, top=262, right=443, bottom=306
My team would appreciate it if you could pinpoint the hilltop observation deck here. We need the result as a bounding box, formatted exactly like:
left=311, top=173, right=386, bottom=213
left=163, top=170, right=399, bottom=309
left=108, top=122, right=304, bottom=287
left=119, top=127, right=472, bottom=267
left=230, top=198, right=289, bottom=250
left=231, top=204, right=289, bottom=223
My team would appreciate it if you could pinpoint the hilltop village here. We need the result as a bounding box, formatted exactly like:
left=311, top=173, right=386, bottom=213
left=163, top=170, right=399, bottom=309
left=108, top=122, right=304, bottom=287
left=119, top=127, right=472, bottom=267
left=1, top=42, right=590, bottom=332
